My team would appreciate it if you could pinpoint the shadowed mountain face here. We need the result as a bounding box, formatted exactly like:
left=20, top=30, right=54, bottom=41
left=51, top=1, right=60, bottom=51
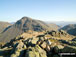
left=61, top=24, right=76, bottom=36
left=14, top=17, right=51, bottom=32
left=0, top=22, right=11, bottom=33
left=0, top=17, right=52, bottom=43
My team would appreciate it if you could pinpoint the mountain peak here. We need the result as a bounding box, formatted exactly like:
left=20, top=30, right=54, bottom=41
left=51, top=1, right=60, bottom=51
left=21, top=16, right=32, bottom=20
left=14, top=16, right=51, bottom=32
left=0, top=17, right=60, bottom=43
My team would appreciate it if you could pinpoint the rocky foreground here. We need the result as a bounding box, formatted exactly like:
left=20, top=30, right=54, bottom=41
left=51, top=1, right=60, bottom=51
left=0, top=30, right=76, bottom=57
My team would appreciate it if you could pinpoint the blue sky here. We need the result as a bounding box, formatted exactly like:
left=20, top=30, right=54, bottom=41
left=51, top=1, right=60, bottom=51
left=0, top=0, right=76, bottom=22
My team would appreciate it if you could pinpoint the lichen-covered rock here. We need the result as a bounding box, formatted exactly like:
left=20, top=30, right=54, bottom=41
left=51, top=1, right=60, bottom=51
left=31, top=37, right=39, bottom=44
left=25, top=45, right=47, bottom=57
left=0, top=30, right=74, bottom=57
left=10, top=41, right=26, bottom=57
left=0, top=56, right=4, bottom=57
left=41, top=42, right=47, bottom=49
left=16, top=41, right=24, bottom=49
left=57, top=45, right=64, bottom=49
left=10, top=54, right=17, bottom=57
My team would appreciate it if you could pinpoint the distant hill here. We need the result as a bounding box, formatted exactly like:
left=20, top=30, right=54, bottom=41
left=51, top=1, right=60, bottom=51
left=46, top=21, right=76, bottom=27
left=0, top=17, right=52, bottom=43
left=10, top=22, right=15, bottom=24
left=47, top=23, right=60, bottom=31
left=61, top=24, right=76, bottom=36
left=0, top=21, right=11, bottom=33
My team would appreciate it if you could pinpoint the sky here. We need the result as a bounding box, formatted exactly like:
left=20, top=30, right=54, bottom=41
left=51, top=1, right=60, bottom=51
left=0, top=0, right=76, bottom=22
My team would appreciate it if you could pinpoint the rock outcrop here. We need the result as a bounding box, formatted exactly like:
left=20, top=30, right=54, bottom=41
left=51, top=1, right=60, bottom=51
left=0, top=30, right=76, bottom=57
left=25, top=45, right=47, bottom=57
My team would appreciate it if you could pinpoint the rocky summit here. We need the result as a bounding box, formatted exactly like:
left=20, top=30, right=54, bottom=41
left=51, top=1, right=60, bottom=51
left=0, top=30, right=76, bottom=57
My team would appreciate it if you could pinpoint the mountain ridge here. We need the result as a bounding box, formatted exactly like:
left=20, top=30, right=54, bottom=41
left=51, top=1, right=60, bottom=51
left=0, top=21, right=11, bottom=33
left=61, top=24, right=76, bottom=36
left=0, top=17, right=53, bottom=43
